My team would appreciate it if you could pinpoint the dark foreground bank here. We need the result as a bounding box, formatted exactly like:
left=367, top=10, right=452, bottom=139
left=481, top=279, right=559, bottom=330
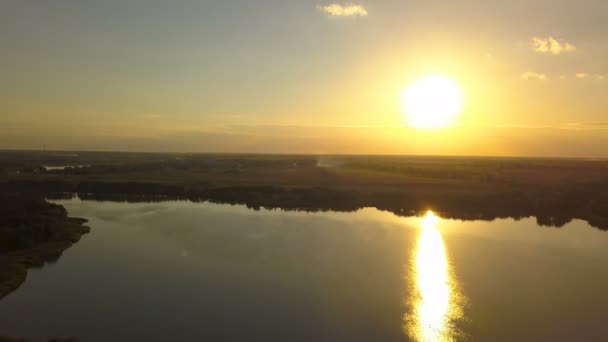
left=0, top=194, right=90, bottom=300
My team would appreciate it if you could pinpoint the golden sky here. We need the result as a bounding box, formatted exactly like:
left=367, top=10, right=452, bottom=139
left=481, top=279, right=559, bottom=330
left=1, top=1, right=607, bottom=156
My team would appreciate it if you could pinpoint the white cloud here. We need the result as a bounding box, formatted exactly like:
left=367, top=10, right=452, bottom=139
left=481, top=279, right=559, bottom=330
left=532, top=37, right=576, bottom=55
left=317, top=3, right=368, bottom=17
left=524, top=72, right=607, bottom=81
left=521, top=72, right=548, bottom=81
left=575, top=73, right=607, bottom=81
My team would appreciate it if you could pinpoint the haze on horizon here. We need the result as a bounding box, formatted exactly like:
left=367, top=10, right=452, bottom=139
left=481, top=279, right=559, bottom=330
left=1, top=0, right=607, bottom=157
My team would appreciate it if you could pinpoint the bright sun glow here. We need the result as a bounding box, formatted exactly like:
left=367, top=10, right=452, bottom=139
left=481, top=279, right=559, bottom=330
left=401, top=75, right=465, bottom=129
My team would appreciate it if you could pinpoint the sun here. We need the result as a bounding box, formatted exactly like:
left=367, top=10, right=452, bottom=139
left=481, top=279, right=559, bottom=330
left=401, top=75, right=465, bottom=129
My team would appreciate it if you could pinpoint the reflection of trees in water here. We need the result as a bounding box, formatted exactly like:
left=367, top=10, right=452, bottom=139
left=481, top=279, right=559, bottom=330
left=41, top=186, right=608, bottom=231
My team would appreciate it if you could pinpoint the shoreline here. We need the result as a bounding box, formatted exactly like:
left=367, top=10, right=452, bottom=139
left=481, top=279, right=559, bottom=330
left=0, top=195, right=90, bottom=301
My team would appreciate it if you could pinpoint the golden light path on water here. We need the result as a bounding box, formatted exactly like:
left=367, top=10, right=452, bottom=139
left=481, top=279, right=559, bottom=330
left=406, top=211, right=463, bottom=342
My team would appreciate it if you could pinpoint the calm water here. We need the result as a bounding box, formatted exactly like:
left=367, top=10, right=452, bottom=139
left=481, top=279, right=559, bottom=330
left=43, top=165, right=89, bottom=171
left=1, top=199, right=608, bottom=341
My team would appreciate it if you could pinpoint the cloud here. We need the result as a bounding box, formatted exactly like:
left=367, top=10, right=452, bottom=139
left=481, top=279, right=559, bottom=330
left=521, top=72, right=606, bottom=82
left=576, top=73, right=607, bottom=80
left=564, top=122, right=608, bottom=128
left=521, top=72, right=548, bottom=81
left=532, top=37, right=576, bottom=55
left=317, top=3, right=368, bottom=17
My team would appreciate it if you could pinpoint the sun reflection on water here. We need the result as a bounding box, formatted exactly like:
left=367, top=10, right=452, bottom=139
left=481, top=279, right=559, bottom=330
left=406, top=211, right=463, bottom=342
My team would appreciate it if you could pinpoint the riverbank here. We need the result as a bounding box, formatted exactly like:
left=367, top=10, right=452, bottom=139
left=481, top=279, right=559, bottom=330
left=2, top=153, right=608, bottom=230
left=0, top=194, right=90, bottom=300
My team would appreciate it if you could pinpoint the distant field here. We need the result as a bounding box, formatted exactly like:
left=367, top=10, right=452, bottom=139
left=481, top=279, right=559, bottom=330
left=1, top=151, right=608, bottom=230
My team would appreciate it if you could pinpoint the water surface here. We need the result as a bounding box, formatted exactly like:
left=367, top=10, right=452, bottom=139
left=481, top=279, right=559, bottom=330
left=1, top=199, right=607, bottom=341
left=43, top=165, right=89, bottom=171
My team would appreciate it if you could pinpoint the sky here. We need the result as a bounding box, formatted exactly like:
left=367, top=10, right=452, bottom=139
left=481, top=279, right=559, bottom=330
left=1, top=0, right=607, bottom=157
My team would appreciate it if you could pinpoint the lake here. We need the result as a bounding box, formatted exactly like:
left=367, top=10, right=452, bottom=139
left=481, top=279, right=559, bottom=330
left=43, top=165, right=90, bottom=171
left=1, top=198, right=608, bottom=341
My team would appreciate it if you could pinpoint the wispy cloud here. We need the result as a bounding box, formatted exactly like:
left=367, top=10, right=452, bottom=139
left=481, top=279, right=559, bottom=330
left=576, top=73, right=607, bottom=81
left=521, top=72, right=548, bottom=81
left=317, top=3, right=368, bottom=17
left=532, top=37, right=576, bottom=55
left=562, top=122, right=608, bottom=130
